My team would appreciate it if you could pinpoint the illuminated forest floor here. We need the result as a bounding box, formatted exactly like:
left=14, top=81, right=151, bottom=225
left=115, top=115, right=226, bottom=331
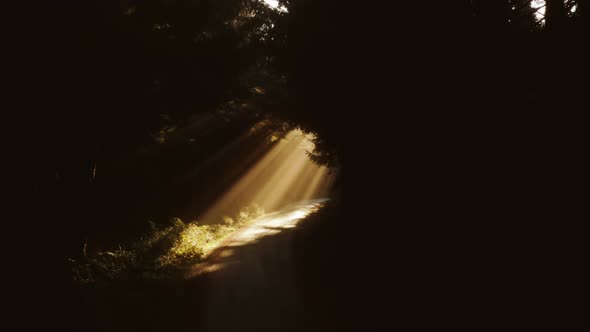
left=73, top=201, right=375, bottom=332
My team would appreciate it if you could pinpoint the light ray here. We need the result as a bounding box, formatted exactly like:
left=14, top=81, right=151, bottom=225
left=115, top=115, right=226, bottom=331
left=197, top=129, right=336, bottom=224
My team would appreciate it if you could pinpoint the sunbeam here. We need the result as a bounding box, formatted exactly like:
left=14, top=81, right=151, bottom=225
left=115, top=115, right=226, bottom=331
left=197, top=129, right=336, bottom=225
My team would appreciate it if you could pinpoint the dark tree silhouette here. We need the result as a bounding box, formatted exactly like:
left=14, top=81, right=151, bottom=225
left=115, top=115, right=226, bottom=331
left=546, top=0, right=568, bottom=30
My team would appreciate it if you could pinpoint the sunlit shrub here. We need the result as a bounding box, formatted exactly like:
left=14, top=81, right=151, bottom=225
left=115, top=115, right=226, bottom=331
left=71, top=204, right=265, bottom=283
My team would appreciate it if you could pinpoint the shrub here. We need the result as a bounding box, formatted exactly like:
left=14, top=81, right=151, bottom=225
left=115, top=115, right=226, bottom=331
left=70, top=204, right=265, bottom=283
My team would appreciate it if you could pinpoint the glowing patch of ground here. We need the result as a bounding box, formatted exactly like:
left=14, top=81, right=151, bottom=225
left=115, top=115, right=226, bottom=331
left=189, top=199, right=327, bottom=276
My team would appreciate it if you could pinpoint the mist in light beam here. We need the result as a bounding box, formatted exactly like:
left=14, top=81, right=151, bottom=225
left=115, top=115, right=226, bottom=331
left=198, top=129, right=336, bottom=224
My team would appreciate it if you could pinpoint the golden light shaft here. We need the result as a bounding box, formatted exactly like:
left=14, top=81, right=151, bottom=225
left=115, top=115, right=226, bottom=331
left=301, top=166, right=329, bottom=201
left=199, top=137, right=292, bottom=221
left=251, top=145, right=309, bottom=210
left=283, top=162, right=319, bottom=203
left=197, top=129, right=335, bottom=224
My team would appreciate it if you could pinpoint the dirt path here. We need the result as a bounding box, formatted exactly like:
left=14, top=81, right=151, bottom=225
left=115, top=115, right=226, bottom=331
left=191, top=199, right=327, bottom=332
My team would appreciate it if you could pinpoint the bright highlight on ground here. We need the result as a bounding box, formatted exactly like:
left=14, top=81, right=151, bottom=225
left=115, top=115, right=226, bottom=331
left=196, top=199, right=327, bottom=275
left=225, top=199, right=327, bottom=247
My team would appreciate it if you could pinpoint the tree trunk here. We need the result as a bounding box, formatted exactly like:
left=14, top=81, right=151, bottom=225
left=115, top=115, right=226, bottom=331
left=576, top=0, right=590, bottom=22
left=473, top=0, right=512, bottom=27
left=545, top=0, right=567, bottom=32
